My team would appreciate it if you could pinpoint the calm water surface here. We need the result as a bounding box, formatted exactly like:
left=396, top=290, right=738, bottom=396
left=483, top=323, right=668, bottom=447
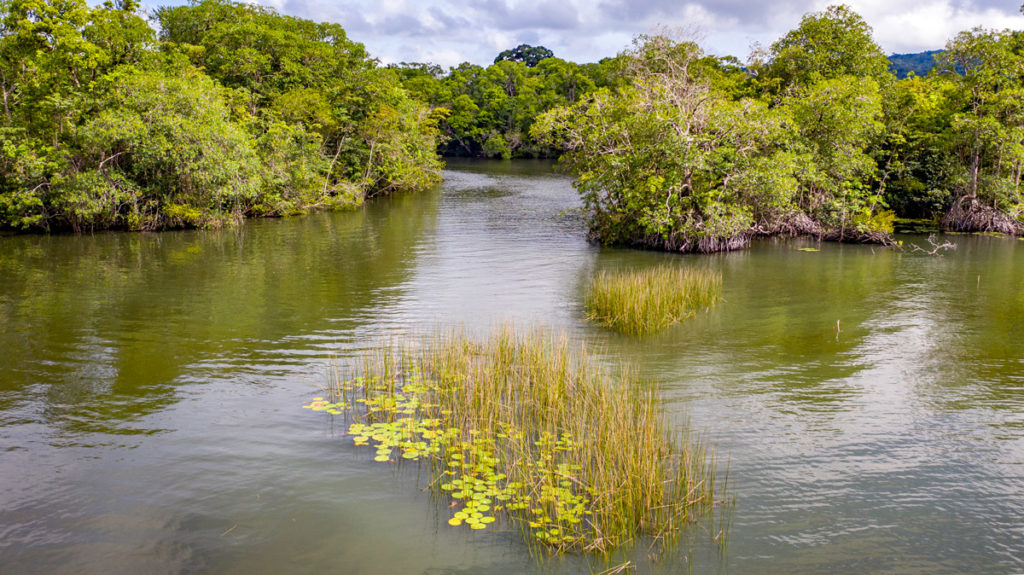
left=1, top=159, right=1022, bottom=574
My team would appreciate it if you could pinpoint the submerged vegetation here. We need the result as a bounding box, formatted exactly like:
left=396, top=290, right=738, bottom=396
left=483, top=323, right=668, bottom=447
left=304, top=328, right=723, bottom=554
left=586, top=267, right=722, bottom=336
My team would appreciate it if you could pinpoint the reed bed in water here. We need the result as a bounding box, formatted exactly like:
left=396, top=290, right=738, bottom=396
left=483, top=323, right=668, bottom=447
left=305, top=327, right=722, bottom=555
left=585, top=266, right=722, bottom=336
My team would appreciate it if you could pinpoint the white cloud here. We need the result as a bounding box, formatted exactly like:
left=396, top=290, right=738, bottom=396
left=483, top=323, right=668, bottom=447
left=142, top=0, right=1024, bottom=67
left=847, top=0, right=1024, bottom=53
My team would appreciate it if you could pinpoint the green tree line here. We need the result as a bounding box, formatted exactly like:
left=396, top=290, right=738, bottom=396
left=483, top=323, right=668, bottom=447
left=5, top=1, right=1024, bottom=247
left=390, top=52, right=619, bottom=159
left=397, top=6, right=1024, bottom=251
left=0, top=0, right=442, bottom=232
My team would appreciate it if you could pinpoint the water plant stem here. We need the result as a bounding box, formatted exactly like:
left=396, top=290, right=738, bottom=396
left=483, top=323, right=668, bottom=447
left=304, top=327, right=724, bottom=555
left=585, top=266, right=722, bottom=336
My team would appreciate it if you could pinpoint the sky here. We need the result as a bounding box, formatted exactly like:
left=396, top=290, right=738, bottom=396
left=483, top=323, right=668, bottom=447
left=144, top=0, right=1024, bottom=67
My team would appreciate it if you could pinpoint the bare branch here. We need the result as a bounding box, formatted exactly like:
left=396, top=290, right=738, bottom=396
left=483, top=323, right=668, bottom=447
left=910, top=233, right=956, bottom=255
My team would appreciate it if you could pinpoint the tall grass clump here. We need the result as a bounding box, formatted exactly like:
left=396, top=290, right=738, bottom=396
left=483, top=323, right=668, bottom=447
left=585, top=266, right=722, bottom=336
left=304, top=327, right=724, bottom=555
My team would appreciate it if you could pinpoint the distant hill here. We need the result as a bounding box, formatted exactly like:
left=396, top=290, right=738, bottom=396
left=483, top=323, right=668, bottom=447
left=888, top=50, right=943, bottom=78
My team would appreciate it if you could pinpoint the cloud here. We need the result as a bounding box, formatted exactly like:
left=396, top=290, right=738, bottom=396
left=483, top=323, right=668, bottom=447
left=842, top=0, right=1024, bottom=53
left=376, top=13, right=435, bottom=36
left=427, top=6, right=474, bottom=31
left=479, top=0, right=582, bottom=30
left=597, top=0, right=817, bottom=33
left=145, top=0, right=1024, bottom=67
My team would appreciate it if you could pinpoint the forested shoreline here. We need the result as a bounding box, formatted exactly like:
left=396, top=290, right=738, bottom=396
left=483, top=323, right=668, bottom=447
left=3, top=1, right=1024, bottom=250
left=0, top=0, right=442, bottom=232
left=395, top=6, right=1024, bottom=252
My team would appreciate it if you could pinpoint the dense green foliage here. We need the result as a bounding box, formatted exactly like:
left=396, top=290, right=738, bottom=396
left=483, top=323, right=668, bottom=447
left=391, top=53, right=617, bottom=158
left=494, top=43, right=553, bottom=67
left=531, top=14, right=893, bottom=252
left=881, top=28, right=1024, bottom=231
left=756, top=4, right=892, bottom=89
left=527, top=4, right=1024, bottom=251
left=0, top=0, right=441, bottom=232
left=5, top=1, right=1024, bottom=244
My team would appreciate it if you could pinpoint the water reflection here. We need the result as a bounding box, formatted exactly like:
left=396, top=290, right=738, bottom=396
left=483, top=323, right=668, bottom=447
left=0, top=193, right=439, bottom=446
left=1, top=160, right=1023, bottom=574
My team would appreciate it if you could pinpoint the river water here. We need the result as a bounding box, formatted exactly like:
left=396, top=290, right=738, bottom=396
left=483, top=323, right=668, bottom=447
left=1, top=159, right=1022, bottom=574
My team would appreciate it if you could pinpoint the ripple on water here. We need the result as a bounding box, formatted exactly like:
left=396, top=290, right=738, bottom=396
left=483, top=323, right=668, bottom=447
left=2, top=161, right=1024, bottom=574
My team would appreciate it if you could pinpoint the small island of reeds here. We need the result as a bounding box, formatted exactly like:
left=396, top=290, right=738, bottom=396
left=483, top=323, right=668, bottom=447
left=585, top=266, right=723, bottom=336
left=304, top=327, right=724, bottom=555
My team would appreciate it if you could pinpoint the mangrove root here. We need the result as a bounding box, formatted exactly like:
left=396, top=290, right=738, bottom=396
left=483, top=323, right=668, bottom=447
left=941, top=195, right=1023, bottom=235
left=821, top=228, right=897, bottom=245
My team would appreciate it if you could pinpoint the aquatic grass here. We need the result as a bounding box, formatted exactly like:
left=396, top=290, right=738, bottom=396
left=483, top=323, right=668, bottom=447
left=585, top=266, right=722, bottom=336
left=304, top=327, right=724, bottom=555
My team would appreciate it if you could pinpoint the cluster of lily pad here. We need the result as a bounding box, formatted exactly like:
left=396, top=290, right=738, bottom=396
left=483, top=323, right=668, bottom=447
left=440, top=447, right=505, bottom=530
left=303, top=328, right=723, bottom=555
left=303, top=398, right=347, bottom=414
left=304, top=386, right=599, bottom=546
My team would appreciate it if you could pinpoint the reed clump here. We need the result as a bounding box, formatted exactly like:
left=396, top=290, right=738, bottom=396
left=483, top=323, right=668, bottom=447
left=304, top=327, right=723, bottom=555
left=585, top=266, right=722, bottom=336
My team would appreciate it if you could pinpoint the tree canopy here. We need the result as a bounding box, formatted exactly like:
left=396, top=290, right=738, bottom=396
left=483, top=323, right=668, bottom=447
left=756, top=4, right=891, bottom=90
left=494, top=44, right=554, bottom=67
left=530, top=5, right=1024, bottom=251
left=4, top=1, right=1024, bottom=244
left=393, top=50, right=612, bottom=159
left=0, top=0, right=441, bottom=232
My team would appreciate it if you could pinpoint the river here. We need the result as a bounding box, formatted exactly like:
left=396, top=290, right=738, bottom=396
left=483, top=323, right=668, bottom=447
left=1, top=159, right=1022, bottom=574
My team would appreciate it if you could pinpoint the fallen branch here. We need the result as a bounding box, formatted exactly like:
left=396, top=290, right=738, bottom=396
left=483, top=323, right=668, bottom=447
left=910, top=233, right=956, bottom=255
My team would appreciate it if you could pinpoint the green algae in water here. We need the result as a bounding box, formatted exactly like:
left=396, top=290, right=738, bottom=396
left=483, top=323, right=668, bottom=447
left=303, top=328, right=725, bottom=555
left=893, top=218, right=940, bottom=234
